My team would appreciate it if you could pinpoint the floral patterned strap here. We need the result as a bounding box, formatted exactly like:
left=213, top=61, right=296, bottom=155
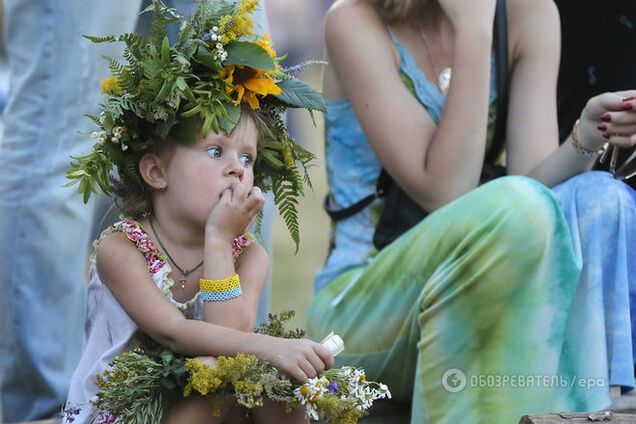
left=232, top=232, right=254, bottom=261
left=100, top=219, right=166, bottom=275
left=100, top=219, right=255, bottom=275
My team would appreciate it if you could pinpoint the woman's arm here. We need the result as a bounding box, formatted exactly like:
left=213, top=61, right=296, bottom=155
left=96, top=233, right=332, bottom=382
left=325, top=0, right=496, bottom=211
left=505, top=0, right=636, bottom=186
left=504, top=0, right=596, bottom=186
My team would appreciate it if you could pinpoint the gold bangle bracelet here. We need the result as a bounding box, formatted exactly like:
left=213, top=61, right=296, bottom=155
left=570, top=119, right=607, bottom=158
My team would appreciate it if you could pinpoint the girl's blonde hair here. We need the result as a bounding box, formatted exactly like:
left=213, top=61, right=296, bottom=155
left=375, top=0, right=429, bottom=23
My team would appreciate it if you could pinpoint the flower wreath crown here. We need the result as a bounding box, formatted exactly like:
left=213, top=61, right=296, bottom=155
left=67, top=0, right=326, bottom=248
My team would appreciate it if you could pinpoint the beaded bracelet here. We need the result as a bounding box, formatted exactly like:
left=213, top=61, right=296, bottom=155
left=199, top=274, right=242, bottom=302
left=570, top=119, right=608, bottom=158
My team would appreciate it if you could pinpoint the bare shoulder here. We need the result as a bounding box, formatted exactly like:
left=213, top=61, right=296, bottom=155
left=325, top=0, right=386, bottom=45
left=95, top=231, right=148, bottom=287
left=506, top=0, right=558, bottom=23
left=506, top=0, right=560, bottom=60
left=327, top=0, right=374, bottom=20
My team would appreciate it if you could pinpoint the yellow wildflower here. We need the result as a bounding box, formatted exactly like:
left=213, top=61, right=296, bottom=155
left=220, top=65, right=281, bottom=110
left=100, top=76, right=122, bottom=96
left=256, top=33, right=277, bottom=59
left=283, top=145, right=294, bottom=168
left=218, top=15, right=232, bottom=36
left=238, top=0, right=259, bottom=15
left=183, top=358, right=224, bottom=397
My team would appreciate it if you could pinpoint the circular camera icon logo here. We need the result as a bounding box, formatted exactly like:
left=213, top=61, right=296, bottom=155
left=441, top=368, right=466, bottom=393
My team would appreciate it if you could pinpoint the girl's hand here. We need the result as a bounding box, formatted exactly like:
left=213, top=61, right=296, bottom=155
left=579, top=91, right=636, bottom=150
left=258, top=337, right=335, bottom=383
left=206, top=182, right=264, bottom=243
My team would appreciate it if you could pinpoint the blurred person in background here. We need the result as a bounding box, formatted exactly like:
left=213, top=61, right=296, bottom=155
left=0, top=1, right=142, bottom=421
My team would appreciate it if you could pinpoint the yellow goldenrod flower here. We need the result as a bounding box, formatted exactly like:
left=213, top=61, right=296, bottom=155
left=220, top=65, right=282, bottom=110
left=218, top=4, right=254, bottom=45
left=100, top=76, right=122, bottom=96
left=256, top=33, right=277, bottom=59
left=238, top=0, right=259, bottom=15
left=283, top=145, right=294, bottom=168
left=183, top=358, right=224, bottom=397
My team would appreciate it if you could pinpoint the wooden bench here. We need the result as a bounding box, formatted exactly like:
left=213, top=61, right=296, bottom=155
left=519, top=412, right=636, bottom=423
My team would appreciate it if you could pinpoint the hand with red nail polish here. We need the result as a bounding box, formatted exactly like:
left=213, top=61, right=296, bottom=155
left=580, top=91, right=636, bottom=150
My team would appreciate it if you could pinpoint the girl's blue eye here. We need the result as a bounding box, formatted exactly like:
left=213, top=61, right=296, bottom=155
left=206, top=146, right=222, bottom=158
left=240, top=154, right=253, bottom=167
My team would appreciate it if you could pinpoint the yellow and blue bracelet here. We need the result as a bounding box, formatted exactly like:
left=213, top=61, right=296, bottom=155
left=199, top=274, right=242, bottom=302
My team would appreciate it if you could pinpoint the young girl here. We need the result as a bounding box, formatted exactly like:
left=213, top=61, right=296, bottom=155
left=309, top=0, right=636, bottom=422
left=64, top=1, right=332, bottom=422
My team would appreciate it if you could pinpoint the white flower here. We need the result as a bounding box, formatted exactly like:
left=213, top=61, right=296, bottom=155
left=121, top=143, right=128, bottom=151
left=216, top=43, right=223, bottom=50
left=212, top=26, right=219, bottom=32
left=211, top=34, right=218, bottom=41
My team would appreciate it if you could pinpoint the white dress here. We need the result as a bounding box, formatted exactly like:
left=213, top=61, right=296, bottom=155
left=63, top=219, right=252, bottom=424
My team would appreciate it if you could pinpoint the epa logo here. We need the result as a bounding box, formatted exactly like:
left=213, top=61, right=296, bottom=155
left=441, top=368, right=467, bottom=393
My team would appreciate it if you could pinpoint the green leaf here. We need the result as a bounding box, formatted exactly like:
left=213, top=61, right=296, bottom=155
left=170, top=116, right=198, bottom=144
left=224, top=42, right=275, bottom=71
left=160, top=36, right=171, bottom=65
left=154, top=79, right=174, bottom=103
left=194, top=46, right=219, bottom=70
left=274, top=78, right=326, bottom=112
left=83, top=34, right=117, bottom=43
left=218, top=103, right=240, bottom=133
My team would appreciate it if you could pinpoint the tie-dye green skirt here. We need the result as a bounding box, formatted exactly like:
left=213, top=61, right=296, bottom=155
left=308, top=176, right=610, bottom=423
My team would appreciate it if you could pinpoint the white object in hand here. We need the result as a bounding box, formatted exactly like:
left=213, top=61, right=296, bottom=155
left=320, top=332, right=345, bottom=357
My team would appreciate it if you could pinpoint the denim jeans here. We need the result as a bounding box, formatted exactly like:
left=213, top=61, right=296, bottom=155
left=0, top=1, right=142, bottom=421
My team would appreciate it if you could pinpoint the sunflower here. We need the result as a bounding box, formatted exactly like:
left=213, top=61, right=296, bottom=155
left=220, top=65, right=281, bottom=110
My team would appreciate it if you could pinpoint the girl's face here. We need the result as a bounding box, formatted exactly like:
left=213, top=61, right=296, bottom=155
left=162, top=116, right=258, bottom=225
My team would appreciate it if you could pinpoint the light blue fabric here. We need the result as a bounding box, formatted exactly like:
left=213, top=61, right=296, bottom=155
left=552, top=171, right=636, bottom=390
left=0, top=2, right=142, bottom=421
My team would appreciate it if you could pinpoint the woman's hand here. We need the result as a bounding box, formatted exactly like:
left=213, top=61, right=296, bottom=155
left=205, top=182, right=264, bottom=243
left=257, top=337, right=335, bottom=383
left=578, top=91, right=636, bottom=151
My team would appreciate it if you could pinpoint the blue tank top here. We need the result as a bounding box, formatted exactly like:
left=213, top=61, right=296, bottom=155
left=315, top=27, right=499, bottom=291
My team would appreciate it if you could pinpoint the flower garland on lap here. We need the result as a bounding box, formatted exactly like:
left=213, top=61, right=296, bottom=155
left=65, top=312, right=390, bottom=424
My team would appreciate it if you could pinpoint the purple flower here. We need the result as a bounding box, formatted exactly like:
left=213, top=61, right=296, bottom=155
left=202, top=32, right=214, bottom=41
left=327, top=381, right=341, bottom=394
